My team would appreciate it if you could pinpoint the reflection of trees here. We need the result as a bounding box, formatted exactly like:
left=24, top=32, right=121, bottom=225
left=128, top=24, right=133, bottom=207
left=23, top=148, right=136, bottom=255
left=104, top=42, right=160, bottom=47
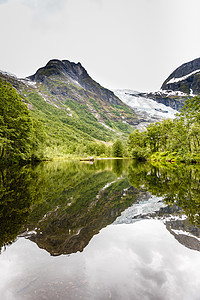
left=112, top=159, right=123, bottom=176
left=0, top=166, right=41, bottom=251
left=128, top=161, right=200, bottom=226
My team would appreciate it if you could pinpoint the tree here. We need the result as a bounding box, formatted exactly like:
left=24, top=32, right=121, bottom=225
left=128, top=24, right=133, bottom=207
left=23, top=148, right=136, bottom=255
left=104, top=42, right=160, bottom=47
left=127, top=129, right=148, bottom=160
left=112, top=139, right=123, bottom=157
left=0, top=80, right=34, bottom=163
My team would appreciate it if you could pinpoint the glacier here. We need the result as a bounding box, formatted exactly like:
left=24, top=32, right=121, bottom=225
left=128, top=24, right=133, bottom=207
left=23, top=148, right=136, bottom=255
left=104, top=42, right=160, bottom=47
left=114, top=89, right=178, bottom=128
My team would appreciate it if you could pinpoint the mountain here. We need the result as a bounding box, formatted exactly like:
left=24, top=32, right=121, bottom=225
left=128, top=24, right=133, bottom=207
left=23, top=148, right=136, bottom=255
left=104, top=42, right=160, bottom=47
left=28, top=59, right=121, bottom=105
left=161, top=57, right=200, bottom=95
left=115, top=58, right=200, bottom=124
left=1, top=57, right=199, bottom=159
left=0, top=59, right=140, bottom=158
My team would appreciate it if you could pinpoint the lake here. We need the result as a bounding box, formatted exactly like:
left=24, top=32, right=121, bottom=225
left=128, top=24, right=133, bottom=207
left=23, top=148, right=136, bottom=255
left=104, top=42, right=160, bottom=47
left=0, top=159, right=200, bottom=300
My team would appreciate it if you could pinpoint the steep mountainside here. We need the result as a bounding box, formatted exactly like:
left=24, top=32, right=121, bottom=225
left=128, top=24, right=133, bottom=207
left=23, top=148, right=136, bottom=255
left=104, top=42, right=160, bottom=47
left=161, top=57, right=200, bottom=95
left=0, top=60, right=140, bottom=157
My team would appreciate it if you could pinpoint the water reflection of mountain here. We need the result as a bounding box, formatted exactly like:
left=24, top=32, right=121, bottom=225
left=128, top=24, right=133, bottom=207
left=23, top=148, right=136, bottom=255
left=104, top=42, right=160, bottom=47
left=25, top=160, right=200, bottom=254
left=0, top=159, right=148, bottom=255
left=166, top=220, right=200, bottom=252
left=24, top=160, right=152, bottom=256
left=28, top=185, right=149, bottom=256
left=1, top=159, right=200, bottom=255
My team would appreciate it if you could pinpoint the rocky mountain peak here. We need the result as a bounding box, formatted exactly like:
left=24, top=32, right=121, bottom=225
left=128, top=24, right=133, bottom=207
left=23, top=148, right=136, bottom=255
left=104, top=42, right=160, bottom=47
left=28, top=59, right=88, bottom=84
left=62, top=60, right=87, bottom=77
left=27, top=59, right=122, bottom=105
left=161, top=57, right=200, bottom=94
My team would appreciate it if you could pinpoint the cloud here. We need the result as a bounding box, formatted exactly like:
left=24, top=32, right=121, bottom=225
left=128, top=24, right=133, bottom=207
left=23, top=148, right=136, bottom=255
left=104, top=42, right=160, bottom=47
left=20, top=0, right=68, bottom=17
left=0, top=0, right=9, bottom=4
left=0, top=0, right=200, bottom=90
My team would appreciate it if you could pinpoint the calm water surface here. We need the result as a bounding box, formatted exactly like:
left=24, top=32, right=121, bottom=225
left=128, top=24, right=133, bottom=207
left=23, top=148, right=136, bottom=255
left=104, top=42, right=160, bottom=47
left=0, top=159, right=200, bottom=300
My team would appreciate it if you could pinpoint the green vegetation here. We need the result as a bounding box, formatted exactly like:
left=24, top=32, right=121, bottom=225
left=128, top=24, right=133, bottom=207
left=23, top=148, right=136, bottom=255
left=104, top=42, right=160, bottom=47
left=0, top=80, right=43, bottom=164
left=0, top=80, right=120, bottom=163
left=0, top=66, right=138, bottom=162
left=127, top=95, right=200, bottom=163
left=2, top=71, right=200, bottom=164
left=24, top=89, right=132, bottom=160
left=112, top=139, right=123, bottom=157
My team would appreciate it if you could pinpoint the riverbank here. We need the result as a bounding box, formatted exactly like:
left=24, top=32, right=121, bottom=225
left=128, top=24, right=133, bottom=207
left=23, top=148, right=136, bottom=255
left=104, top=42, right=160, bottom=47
left=149, top=151, right=200, bottom=164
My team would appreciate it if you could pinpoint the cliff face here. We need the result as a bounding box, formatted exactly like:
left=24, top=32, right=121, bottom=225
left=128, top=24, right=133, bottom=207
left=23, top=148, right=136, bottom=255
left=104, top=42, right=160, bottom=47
left=161, top=57, right=200, bottom=95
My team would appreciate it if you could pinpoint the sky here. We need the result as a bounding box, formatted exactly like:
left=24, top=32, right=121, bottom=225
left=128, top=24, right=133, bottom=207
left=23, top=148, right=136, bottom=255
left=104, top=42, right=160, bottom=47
left=0, top=0, right=200, bottom=92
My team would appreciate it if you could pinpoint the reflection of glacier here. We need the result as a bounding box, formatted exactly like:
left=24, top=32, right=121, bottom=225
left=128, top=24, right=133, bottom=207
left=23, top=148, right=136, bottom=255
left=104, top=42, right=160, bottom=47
left=114, top=195, right=200, bottom=252
left=113, top=195, right=167, bottom=224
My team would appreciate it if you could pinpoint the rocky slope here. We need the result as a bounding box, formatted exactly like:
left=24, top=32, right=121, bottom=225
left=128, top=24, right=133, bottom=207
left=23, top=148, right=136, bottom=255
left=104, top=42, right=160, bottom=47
left=161, top=57, right=200, bottom=95
left=28, top=59, right=121, bottom=105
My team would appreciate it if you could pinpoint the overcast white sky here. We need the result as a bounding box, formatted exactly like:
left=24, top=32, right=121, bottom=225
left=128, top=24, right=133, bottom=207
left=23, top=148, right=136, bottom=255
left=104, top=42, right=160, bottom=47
left=0, top=0, right=200, bottom=91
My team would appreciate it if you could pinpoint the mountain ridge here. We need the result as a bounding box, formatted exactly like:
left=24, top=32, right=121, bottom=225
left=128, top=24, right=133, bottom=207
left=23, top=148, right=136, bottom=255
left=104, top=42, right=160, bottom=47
left=161, top=57, right=200, bottom=94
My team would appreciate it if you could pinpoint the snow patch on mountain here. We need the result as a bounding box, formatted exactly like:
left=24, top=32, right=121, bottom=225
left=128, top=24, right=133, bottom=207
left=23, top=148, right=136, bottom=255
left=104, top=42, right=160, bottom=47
left=114, top=89, right=178, bottom=122
left=20, top=78, right=37, bottom=88
left=158, top=89, right=188, bottom=97
left=0, top=69, right=17, bottom=78
left=166, top=69, right=200, bottom=85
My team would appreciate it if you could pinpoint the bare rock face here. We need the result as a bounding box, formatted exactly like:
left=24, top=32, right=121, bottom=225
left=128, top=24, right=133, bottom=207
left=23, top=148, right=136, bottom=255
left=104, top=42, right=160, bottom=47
left=29, top=59, right=87, bottom=84
left=161, top=57, right=200, bottom=95
left=28, top=59, right=122, bottom=105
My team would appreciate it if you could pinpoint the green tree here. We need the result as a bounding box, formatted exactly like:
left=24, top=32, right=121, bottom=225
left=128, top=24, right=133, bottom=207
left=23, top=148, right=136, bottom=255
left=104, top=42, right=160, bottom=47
left=0, top=80, right=38, bottom=163
left=127, top=129, right=148, bottom=160
left=127, top=95, right=200, bottom=162
left=112, top=139, right=123, bottom=157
